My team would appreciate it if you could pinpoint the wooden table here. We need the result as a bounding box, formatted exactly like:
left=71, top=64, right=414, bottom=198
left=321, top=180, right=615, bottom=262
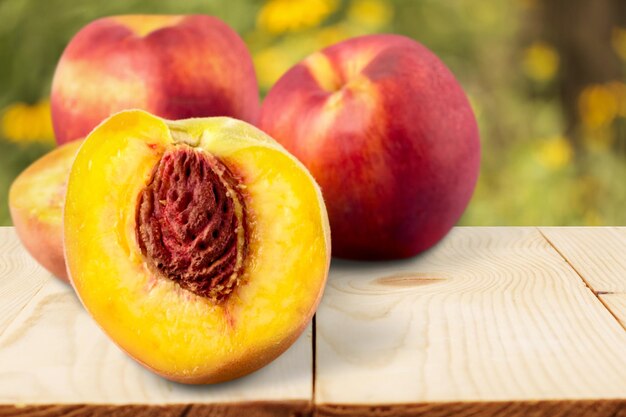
left=1, top=227, right=625, bottom=416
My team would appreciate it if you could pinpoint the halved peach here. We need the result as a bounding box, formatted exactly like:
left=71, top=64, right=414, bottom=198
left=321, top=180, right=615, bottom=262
left=64, top=110, right=330, bottom=383
left=9, top=140, right=82, bottom=282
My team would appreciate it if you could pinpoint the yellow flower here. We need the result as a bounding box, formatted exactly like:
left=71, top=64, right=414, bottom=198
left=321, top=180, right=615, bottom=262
left=254, top=47, right=295, bottom=90
left=522, top=41, right=559, bottom=82
left=578, top=84, right=618, bottom=129
left=2, top=99, right=54, bottom=144
left=612, top=26, right=626, bottom=61
left=536, top=135, right=573, bottom=170
left=257, top=0, right=338, bottom=34
left=347, top=0, right=394, bottom=29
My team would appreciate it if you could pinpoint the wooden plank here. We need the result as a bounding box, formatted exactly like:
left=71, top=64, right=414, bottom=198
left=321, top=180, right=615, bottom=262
left=0, top=227, right=49, bottom=334
left=540, top=227, right=626, bottom=293
left=0, top=262, right=313, bottom=414
left=3, top=226, right=626, bottom=416
left=315, top=227, right=626, bottom=414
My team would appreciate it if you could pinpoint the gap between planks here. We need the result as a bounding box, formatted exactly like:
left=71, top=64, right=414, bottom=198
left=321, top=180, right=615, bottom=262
left=312, top=314, right=318, bottom=407
left=537, top=227, right=626, bottom=332
left=0, top=283, right=46, bottom=337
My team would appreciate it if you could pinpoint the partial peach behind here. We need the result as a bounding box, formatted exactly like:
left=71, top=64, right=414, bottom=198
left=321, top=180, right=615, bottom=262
left=9, top=140, right=82, bottom=282
left=51, top=15, right=260, bottom=144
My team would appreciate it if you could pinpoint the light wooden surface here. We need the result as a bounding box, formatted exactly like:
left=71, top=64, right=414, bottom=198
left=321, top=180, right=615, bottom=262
left=315, top=227, right=626, bottom=416
left=0, top=228, right=47, bottom=334
left=1, top=227, right=626, bottom=417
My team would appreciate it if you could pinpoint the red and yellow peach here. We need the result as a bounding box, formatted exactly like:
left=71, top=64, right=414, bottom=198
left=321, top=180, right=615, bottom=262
left=51, top=15, right=260, bottom=144
left=260, top=34, right=480, bottom=259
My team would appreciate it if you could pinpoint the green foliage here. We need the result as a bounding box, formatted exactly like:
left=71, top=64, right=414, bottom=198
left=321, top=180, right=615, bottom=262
left=1, top=0, right=625, bottom=227
left=0, top=0, right=258, bottom=108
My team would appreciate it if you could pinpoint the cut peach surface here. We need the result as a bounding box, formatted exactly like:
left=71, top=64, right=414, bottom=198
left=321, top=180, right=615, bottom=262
left=64, top=110, right=330, bottom=384
left=9, top=140, right=82, bottom=282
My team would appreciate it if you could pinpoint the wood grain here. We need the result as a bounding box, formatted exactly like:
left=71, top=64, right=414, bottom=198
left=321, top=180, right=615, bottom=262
left=0, top=228, right=49, bottom=334
left=0, top=244, right=313, bottom=412
left=0, top=402, right=311, bottom=417
left=540, top=227, right=626, bottom=293
left=316, top=400, right=626, bottom=417
left=0, top=404, right=187, bottom=417
left=315, top=227, right=626, bottom=411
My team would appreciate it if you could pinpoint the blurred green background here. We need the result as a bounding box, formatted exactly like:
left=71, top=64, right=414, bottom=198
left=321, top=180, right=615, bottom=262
left=1, top=0, right=625, bottom=226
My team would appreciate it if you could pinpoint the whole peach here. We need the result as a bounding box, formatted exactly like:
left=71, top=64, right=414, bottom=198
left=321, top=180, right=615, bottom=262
left=260, top=35, right=480, bottom=259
